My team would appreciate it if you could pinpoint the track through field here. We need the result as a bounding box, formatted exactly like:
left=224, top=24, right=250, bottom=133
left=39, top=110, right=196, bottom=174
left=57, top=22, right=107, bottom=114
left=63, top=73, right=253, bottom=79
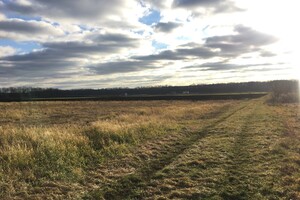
left=84, top=98, right=291, bottom=199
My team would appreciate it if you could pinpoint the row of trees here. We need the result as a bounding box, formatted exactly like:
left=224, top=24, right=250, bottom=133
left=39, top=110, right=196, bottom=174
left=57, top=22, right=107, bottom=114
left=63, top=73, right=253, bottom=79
left=0, top=80, right=298, bottom=101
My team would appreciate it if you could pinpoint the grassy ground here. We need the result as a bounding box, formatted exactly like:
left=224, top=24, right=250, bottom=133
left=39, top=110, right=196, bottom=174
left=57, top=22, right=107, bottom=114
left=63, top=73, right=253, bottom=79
left=0, top=98, right=299, bottom=199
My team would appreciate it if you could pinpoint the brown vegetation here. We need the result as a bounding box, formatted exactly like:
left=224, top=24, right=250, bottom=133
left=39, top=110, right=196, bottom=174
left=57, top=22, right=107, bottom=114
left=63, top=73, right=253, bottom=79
left=0, top=97, right=299, bottom=199
left=0, top=100, right=232, bottom=199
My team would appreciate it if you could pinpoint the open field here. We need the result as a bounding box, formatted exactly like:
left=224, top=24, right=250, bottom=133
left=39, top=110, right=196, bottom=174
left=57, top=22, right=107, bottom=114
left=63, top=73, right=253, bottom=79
left=0, top=92, right=267, bottom=102
left=0, top=97, right=299, bottom=199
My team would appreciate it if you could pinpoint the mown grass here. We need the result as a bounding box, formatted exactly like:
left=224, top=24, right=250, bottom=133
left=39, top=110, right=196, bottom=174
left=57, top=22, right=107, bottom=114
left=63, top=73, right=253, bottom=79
left=0, top=100, right=232, bottom=198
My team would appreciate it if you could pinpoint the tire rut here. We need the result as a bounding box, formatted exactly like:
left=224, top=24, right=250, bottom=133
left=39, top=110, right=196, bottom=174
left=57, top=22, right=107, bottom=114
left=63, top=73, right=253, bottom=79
left=93, top=100, right=254, bottom=199
left=217, top=101, right=284, bottom=200
left=139, top=99, right=284, bottom=200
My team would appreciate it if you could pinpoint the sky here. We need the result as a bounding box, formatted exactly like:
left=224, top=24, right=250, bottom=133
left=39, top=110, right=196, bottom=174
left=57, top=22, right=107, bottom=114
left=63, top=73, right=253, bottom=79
left=0, top=0, right=299, bottom=89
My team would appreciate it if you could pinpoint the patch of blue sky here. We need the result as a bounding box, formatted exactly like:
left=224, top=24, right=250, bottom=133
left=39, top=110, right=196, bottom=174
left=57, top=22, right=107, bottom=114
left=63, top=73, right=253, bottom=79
left=5, top=13, right=42, bottom=21
left=0, top=39, right=42, bottom=54
left=77, top=25, right=87, bottom=31
left=51, top=22, right=60, bottom=26
left=139, top=9, right=161, bottom=25
left=152, top=40, right=168, bottom=50
left=78, top=24, right=96, bottom=31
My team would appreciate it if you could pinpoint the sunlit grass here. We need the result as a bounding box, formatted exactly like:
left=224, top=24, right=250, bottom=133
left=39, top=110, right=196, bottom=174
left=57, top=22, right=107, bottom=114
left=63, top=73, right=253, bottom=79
left=2, top=98, right=298, bottom=199
left=0, top=100, right=231, bottom=198
left=101, top=99, right=300, bottom=200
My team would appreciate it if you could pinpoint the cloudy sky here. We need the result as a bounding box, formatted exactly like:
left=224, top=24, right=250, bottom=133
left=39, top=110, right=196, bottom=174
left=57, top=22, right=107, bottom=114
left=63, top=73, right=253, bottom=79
left=0, top=0, right=299, bottom=89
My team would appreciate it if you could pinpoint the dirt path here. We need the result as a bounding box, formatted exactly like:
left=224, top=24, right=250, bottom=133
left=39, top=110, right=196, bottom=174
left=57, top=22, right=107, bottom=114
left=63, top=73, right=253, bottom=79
left=81, top=100, right=247, bottom=198
left=89, top=99, right=286, bottom=200
left=143, top=99, right=285, bottom=200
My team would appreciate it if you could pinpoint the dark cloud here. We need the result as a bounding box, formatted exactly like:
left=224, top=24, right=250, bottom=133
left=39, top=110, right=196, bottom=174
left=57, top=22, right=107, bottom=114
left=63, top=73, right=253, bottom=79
left=177, top=47, right=216, bottom=58
left=260, top=51, right=277, bottom=57
left=184, top=61, right=277, bottom=71
left=0, top=32, right=138, bottom=78
left=133, top=46, right=215, bottom=61
left=0, top=58, right=76, bottom=79
left=132, top=25, right=278, bottom=61
left=153, top=22, right=181, bottom=32
left=0, top=19, right=45, bottom=33
left=0, top=19, right=62, bottom=40
left=242, top=66, right=287, bottom=72
left=133, top=50, right=183, bottom=60
left=1, top=24, right=277, bottom=80
left=2, top=31, right=137, bottom=60
left=173, top=0, right=222, bottom=7
left=2, top=2, right=35, bottom=14
left=42, top=41, right=134, bottom=56
left=2, top=42, right=117, bottom=64
left=172, top=0, right=242, bottom=13
left=88, top=60, right=157, bottom=75
left=1, top=0, right=129, bottom=22
left=206, top=43, right=253, bottom=57
left=206, top=25, right=278, bottom=46
left=86, top=33, right=137, bottom=47
left=0, top=13, right=282, bottom=88
left=205, top=25, right=278, bottom=57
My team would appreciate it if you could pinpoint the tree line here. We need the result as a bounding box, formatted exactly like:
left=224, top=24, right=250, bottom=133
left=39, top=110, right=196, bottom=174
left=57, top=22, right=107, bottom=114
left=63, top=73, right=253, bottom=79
left=0, top=80, right=298, bottom=101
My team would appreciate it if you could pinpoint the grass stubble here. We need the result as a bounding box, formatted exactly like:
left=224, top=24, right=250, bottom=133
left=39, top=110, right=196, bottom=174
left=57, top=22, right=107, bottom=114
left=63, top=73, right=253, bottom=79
left=0, top=97, right=299, bottom=199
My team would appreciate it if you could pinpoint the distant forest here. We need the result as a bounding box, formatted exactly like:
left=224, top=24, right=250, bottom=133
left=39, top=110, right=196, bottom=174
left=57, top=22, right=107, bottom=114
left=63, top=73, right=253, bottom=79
left=0, top=80, right=298, bottom=101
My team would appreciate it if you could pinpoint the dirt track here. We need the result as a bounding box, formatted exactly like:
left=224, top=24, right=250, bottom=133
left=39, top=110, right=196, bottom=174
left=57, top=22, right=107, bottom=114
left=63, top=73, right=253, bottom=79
left=75, top=98, right=293, bottom=200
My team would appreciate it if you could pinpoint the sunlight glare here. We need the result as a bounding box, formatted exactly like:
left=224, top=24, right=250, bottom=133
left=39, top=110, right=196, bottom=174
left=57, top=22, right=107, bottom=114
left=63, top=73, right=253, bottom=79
left=238, top=0, right=300, bottom=76
left=237, top=0, right=300, bottom=103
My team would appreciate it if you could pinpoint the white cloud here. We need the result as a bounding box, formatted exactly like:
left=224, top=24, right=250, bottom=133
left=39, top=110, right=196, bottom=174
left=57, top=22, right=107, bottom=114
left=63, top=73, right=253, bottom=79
left=0, top=46, right=16, bottom=57
left=0, top=13, right=5, bottom=20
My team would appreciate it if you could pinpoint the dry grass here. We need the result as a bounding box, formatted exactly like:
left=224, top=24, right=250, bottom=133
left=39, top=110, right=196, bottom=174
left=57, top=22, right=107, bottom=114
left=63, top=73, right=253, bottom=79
left=271, top=103, right=300, bottom=199
left=86, top=98, right=300, bottom=200
left=0, top=100, right=232, bottom=198
left=1, top=99, right=298, bottom=199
